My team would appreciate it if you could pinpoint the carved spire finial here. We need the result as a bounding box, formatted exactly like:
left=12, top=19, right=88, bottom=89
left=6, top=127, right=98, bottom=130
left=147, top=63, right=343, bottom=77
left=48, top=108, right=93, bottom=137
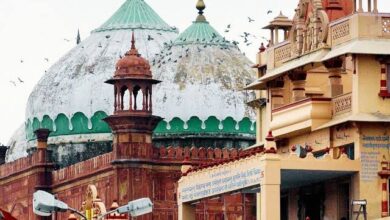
left=131, top=32, right=136, bottom=50
left=196, top=0, right=206, bottom=15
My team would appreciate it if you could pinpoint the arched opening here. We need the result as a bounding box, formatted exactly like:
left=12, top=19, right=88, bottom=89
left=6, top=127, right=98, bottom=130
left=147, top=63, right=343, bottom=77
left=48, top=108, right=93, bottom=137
left=146, top=87, right=150, bottom=111
left=121, top=86, right=130, bottom=110
left=133, top=85, right=142, bottom=110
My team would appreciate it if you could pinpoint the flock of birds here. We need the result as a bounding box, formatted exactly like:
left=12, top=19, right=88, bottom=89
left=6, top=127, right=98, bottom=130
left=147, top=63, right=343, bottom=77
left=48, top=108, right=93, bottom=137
left=8, top=10, right=275, bottom=87
left=8, top=58, right=51, bottom=87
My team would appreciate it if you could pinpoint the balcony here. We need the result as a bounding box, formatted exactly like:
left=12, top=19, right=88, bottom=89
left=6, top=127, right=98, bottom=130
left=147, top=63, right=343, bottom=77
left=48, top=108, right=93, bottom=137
left=330, top=13, right=390, bottom=47
left=332, top=92, right=352, bottom=118
left=270, top=93, right=353, bottom=137
left=270, top=97, right=332, bottom=137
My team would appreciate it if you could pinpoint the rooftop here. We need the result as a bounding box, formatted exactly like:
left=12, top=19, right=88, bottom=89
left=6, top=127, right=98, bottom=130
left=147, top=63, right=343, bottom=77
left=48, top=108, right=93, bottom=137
left=94, top=0, right=178, bottom=33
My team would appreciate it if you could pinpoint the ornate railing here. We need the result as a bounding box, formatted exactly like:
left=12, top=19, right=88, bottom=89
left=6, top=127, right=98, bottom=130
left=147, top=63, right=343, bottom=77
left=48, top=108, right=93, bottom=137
left=382, top=17, right=390, bottom=35
left=330, top=18, right=351, bottom=46
left=332, top=92, right=352, bottom=117
left=274, top=42, right=292, bottom=66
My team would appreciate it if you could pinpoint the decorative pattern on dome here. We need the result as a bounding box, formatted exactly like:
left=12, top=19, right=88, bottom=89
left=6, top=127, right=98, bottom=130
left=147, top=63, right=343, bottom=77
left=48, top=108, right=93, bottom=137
left=94, top=0, right=178, bottom=33
left=24, top=112, right=255, bottom=141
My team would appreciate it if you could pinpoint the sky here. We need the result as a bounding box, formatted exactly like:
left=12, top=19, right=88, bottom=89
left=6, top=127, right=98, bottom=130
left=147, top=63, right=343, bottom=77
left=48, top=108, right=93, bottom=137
left=0, top=0, right=388, bottom=144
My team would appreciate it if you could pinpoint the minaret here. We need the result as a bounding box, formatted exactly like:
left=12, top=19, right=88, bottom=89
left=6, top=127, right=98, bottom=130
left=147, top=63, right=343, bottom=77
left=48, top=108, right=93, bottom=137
left=104, top=33, right=161, bottom=209
left=76, top=29, right=81, bottom=45
left=105, top=32, right=161, bottom=160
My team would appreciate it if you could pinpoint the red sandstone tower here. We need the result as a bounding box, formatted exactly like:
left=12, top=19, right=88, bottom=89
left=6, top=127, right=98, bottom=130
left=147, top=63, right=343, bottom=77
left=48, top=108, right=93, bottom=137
left=104, top=33, right=161, bottom=219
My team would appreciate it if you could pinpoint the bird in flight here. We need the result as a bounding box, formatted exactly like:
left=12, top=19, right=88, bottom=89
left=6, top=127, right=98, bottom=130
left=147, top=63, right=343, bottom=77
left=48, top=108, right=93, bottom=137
left=17, top=77, right=24, bottom=83
left=248, top=17, right=255, bottom=22
left=148, top=35, right=154, bottom=41
left=20, top=60, right=24, bottom=63
left=9, top=81, right=16, bottom=86
left=267, top=10, right=273, bottom=14
left=44, top=58, right=49, bottom=62
left=64, top=38, right=70, bottom=42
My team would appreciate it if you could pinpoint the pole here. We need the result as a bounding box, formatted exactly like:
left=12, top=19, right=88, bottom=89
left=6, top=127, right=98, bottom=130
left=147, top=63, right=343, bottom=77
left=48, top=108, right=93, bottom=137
left=68, top=207, right=87, bottom=220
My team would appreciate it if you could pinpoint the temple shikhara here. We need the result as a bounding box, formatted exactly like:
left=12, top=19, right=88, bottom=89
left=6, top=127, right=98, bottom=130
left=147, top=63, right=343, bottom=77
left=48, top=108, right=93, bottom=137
left=0, top=0, right=390, bottom=219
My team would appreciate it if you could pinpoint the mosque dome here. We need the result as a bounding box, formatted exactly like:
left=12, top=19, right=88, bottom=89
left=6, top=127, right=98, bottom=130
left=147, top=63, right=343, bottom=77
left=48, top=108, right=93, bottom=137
left=7, top=0, right=178, bottom=162
left=151, top=1, right=257, bottom=147
left=6, top=0, right=256, bottom=163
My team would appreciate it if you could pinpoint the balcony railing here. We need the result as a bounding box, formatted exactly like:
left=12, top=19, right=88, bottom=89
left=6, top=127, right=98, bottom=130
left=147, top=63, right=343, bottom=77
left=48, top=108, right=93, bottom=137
left=329, top=13, right=390, bottom=47
left=332, top=92, right=352, bottom=117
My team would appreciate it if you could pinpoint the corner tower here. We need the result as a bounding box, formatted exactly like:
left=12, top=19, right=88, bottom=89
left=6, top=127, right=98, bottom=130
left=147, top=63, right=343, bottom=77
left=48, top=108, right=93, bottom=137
left=104, top=33, right=162, bottom=161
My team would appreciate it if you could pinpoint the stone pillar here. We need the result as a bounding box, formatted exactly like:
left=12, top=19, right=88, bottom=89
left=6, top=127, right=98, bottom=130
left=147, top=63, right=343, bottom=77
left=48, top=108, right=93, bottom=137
left=289, top=71, right=307, bottom=102
left=35, top=129, right=51, bottom=164
left=0, top=145, right=8, bottom=165
left=275, top=28, right=279, bottom=44
left=367, top=0, right=372, bottom=12
left=260, top=150, right=281, bottom=220
left=296, top=20, right=305, bottom=54
left=33, top=129, right=53, bottom=220
left=256, top=192, right=261, bottom=220
left=283, top=29, right=288, bottom=41
left=324, top=58, right=344, bottom=97
left=270, top=29, right=274, bottom=46
left=270, top=88, right=284, bottom=109
left=178, top=203, right=195, bottom=220
left=379, top=161, right=390, bottom=217
left=269, top=79, right=285, bottom=109
left=373, top=0, right=378, bottom=13
left=358, top=0, right=363, bottom=12
left=381, top=177, right=389, bottom=217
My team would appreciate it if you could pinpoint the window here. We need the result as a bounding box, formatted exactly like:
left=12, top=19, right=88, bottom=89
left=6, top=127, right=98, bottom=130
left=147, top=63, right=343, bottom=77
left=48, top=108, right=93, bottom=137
left=343, top=143, right=355, bottom=160
left=379, top=64, right=390, bottom=98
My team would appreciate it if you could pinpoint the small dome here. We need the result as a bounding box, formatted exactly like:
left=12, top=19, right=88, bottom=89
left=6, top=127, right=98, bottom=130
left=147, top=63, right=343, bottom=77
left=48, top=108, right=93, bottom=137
left=115, top=34, right=152, bottom=78
left=151, top=0, right=256, bottom=146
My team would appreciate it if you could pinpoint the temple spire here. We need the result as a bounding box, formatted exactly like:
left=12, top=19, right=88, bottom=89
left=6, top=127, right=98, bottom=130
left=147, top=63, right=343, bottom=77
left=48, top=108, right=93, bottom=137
left=196, top=0, right=207, bottom=22
left=131, top=32, right=136, bottom=50
left=76, top=29, right=81, bottom=45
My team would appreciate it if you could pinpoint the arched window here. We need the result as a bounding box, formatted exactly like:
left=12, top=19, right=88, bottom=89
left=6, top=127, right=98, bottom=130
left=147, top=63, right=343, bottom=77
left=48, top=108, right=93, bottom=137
left=133, top=85, right=142, bottom=110
left=145, top=87, right=150, bottom=111
left=121, top=86, right=130, bottom=110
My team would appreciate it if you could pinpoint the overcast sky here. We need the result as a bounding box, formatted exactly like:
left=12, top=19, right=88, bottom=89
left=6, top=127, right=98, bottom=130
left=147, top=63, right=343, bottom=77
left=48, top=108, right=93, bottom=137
left=0, top=0, right=388, bottom=144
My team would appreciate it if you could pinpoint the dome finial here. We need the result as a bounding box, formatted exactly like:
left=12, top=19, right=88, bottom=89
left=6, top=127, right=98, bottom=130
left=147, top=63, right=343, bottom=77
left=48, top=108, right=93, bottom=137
left=196, top=0, right=206, bottom=15
left=131, top=32, right=136, bottom=50
left=196, top=0, right=207, bottom=22
left=126, top=32, right=138, bottom=56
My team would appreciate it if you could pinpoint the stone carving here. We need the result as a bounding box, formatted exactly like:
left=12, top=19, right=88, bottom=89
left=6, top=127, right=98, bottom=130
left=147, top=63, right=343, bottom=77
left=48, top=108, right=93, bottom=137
left=290, top=0, right=330, bottom=56
left=81, top=185, right=107, bottom=219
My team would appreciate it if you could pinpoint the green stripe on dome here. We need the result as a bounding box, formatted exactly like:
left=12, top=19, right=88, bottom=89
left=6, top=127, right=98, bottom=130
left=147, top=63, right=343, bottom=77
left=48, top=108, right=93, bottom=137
left=94, top=0, right=178, bottom=33
left=25, top=112, right=255, bottom=141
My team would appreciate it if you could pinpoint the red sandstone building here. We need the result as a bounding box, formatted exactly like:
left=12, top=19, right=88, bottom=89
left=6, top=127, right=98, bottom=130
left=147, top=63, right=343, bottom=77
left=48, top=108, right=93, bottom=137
left=0, top=12, right=259, bottom=219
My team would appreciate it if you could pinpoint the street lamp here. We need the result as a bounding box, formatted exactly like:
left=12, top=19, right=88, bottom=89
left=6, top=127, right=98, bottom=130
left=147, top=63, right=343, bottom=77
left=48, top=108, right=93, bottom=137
left=97, top=198, right=153, bottom=219
left=33, top=190, right=153, bottom=220
left=33, top=190, right=87, bottom=219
